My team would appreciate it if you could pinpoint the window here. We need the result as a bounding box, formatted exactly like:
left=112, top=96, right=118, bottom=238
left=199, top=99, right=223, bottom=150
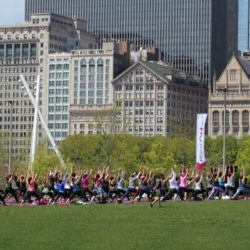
left=242, top=110, right=249, bottom=135
left=232, top=110, right=239, bottom=127
left=230, top=69, right=237, bottom=81
left=212, top=111, right=219, bottom=136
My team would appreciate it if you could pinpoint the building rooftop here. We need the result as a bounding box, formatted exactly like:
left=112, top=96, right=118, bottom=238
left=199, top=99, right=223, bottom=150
left=238, top=57, right=250, bottom=77
left=113, top=60, right=204, bottom=88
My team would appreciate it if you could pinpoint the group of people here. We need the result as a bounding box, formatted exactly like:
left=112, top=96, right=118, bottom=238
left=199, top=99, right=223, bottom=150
left=0, top=166, right=249, bottom=207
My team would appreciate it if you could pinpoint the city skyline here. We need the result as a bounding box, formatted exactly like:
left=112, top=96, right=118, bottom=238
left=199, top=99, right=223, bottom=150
left=25, top=0, right=238, bottom=85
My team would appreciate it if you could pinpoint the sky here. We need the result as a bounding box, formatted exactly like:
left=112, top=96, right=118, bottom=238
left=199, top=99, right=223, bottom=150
left=0, top=0, right=25, bottom=25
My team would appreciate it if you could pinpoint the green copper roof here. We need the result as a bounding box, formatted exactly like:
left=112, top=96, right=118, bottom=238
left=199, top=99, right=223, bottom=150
left=139, top=61, right=173, bottom=80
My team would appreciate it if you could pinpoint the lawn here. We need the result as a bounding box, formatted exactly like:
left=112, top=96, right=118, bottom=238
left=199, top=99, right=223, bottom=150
left=0, top=201, right=250, bottom=250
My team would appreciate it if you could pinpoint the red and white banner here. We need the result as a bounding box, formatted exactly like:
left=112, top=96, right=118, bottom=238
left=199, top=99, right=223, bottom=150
left=196, top=114, right=207, bottom=171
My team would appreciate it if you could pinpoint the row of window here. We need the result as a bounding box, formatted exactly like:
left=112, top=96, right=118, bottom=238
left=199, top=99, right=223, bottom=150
left=0, top=66, right=37, bottom=74
left=48, top=114, right=68, bottom=120
left=212, top=110, right=249, bottom=127
left=49, top=64, right=69, bottom=70
left=0, top=33, right=43, bottom=41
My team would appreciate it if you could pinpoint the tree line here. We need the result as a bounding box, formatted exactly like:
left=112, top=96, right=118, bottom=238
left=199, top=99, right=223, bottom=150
left=29, top=134, right=250, bottom=177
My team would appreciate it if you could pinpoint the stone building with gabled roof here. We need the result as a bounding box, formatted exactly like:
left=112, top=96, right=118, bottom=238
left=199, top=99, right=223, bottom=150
left=113, top=61, right=208, bottom=137
left=208, top=54, right=250, bottom=138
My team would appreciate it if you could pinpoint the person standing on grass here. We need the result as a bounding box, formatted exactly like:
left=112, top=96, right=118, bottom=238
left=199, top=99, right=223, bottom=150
left=150, top=173, right=162, bottom=208
left=192, top=173, right=204, bottom=200
left=19, top=175, right=27, bottom=197
left=178, top=168, right=188, bottom=200
left=68, top=173, right=83, bottom=203
left=135, top=172, right=153, bottom=202
left=82, top=169, right=93, bottom=201
left=161, top=169, right=179, bottom=202
left=116, top=171, right=126, bottom=198
left=224, top=166, right=236, bottom=197
left=232, top=170, right=248, bottom=199
left=120, top=171, right=141, bottom=202
left=3, top=174, right=19, bottom=203
left=20, top=172, right=41, bottom=204
left=108, top=175, right=119, bottom=201
left=205, top=171, right=213, bottom=198
left=207, top=168, right=225, bottom=200
left=50, top=175, right=69, bottom=204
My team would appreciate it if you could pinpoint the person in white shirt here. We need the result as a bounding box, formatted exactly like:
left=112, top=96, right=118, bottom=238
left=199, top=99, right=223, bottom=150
left=161, top=170, right=179, bottom=201
left=192, top=173, right=204, bottom=200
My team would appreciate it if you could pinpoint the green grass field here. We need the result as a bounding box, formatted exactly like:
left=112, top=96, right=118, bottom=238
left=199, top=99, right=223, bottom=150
left=0, top=201, right=250, bottom=250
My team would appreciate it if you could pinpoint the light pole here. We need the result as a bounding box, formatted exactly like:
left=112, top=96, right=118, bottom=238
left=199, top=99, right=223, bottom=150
left=217, top=88, right=227, bottom=172
left=7, top=101, right=13, bottom=174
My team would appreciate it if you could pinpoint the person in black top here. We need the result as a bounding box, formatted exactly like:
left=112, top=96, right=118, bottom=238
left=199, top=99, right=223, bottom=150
left=3, top=174, right=19, bottom=203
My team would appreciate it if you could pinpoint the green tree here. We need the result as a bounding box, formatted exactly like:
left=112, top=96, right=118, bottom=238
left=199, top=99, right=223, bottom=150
left=236, top=136, right=250, bottom=174
left=33, top=148, right=60, bottom=175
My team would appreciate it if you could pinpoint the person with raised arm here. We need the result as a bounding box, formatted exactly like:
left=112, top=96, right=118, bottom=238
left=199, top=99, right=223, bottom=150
left=20, top=172, right=41, bottom=204
left=232, top=169, right=248, bottom=199
left=150, top=173, right=162, bottom=208
left=161, top=169, right=179, bottom=202
left=224, top=165, right=236, bottom=197
left=208, top=167, right=225, bottom=200
left=136, top=171, right=153, bottom=202
left=192, top=173, right=204, bottom=200
left=68, top=172, right=83, bottom=203
left=3, top=173, right=19, bottom=203
left=120, top=171, right=141, bottom=202
left=82, top=169, right=93, bottom=201
left=116, top=170, right=126, bottom=198
left=178, top=167, right=188, bottom=200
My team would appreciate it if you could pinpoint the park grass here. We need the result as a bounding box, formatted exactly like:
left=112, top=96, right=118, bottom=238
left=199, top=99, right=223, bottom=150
left=0, top=201, right=250, bottom=250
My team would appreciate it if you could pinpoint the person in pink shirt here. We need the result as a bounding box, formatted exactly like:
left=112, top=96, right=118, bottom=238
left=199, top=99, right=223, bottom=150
left=82, top=169, right=93, bottom=201
left=21, top=172, right=41, bottom=204
left=178, top=167, right=189, bottom=201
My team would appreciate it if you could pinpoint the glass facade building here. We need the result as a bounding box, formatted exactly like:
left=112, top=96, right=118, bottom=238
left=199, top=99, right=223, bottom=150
left=25, top=0, right=238, bottom=85
left=238, top=0, right=250, bottom=53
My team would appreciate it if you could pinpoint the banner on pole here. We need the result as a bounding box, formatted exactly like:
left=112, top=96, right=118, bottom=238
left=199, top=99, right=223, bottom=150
left=196, top=114, right=207, bottom=171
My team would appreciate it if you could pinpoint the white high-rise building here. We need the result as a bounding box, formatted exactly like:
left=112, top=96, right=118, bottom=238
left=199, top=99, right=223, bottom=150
left=47, top=42, right=130, bottom=143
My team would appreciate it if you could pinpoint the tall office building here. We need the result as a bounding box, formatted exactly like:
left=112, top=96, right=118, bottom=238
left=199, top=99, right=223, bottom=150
left=25, top=0, right=238, bottom=85
left=238, top=0, right=250, bottom=53
left=0, top=13, right=97, bottom=162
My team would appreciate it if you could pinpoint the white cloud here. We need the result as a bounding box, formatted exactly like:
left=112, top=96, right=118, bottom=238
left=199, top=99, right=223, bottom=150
left=0, top=0, right=25, bottom=25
